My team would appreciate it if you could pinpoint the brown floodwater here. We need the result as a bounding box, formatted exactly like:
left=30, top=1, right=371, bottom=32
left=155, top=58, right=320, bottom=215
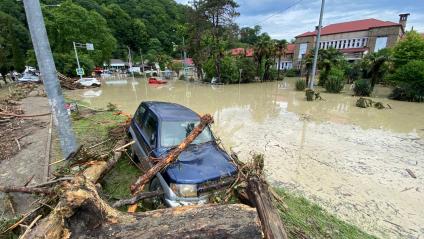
left=66, top=77, right=424, bottom=238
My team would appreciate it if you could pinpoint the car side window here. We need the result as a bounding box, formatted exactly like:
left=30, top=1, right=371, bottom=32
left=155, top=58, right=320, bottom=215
left=135, top=105, right=146, bottom=126
left=142, top=112, right=157, bottom=146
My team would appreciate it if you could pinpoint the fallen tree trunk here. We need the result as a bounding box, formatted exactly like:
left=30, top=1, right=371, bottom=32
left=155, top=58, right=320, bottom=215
left=130, top=114, right=213, bottom=194
left=232, top=154, right=288, bottom=239
left=248, top=176, right=288, bottom=239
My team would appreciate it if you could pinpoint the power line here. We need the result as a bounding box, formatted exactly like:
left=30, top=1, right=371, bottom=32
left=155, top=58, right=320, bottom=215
left=251, top=0, right=305, bottom=27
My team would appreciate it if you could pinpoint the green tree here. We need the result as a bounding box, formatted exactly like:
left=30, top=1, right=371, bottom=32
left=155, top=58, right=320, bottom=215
left=43, top=1, right=117, bottom=75
left=198, top=0, right=239, bottom=83
left=254, top=33, right=274, bottom=81
left=361, top=48, right=392, bottom=90
left=389, top=60, right=424, bottom=102
left=275, top=39, right=288, bottom=79
left=392, top=31, right=424, bottom=68
left=317, top=48, right=345, bottom=86
left=240, top=25, right=261, bottom=45
left=0, top=11, right=28, bottom=83
left=101, top=4, right=148, bottom=58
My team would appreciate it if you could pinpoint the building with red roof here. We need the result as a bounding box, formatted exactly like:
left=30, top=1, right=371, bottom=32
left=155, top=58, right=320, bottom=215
left=293, top=14, right=409, bottom=68
left=230, top=48, right=254, bottom=57
left=276, top=43, right=296, bottom=70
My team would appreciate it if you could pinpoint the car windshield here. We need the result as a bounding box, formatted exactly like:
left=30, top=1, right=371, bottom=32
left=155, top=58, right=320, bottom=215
left=161, top=120, right=213, bottom=147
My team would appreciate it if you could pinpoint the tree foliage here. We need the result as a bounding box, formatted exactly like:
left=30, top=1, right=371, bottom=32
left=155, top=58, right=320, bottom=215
left=392, top=31, right=424, bottom=68
left=0, top=11, right=29, bottom=79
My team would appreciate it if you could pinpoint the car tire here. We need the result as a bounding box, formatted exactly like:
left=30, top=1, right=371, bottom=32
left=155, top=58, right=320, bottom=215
left=144, top=177, right=164, bottom=209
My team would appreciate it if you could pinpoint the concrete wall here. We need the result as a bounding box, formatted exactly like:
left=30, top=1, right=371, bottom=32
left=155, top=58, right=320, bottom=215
left=367, top=26, right=402, bottom=52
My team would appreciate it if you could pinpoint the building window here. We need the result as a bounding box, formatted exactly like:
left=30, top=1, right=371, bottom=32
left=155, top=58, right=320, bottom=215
left=338, top=41, right=342, bottom=49
left=298, top=43, right=307, bottom=59
left=375, top=36, right=388, bottom=52
left=362, top=38, right=368, bottom=47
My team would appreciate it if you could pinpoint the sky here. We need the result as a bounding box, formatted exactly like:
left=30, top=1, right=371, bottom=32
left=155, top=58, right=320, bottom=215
left=175, top=0, right=424, bottom=40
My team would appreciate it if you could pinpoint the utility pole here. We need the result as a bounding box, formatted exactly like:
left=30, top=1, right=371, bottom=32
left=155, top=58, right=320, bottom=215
left=23, top=0, right=78, bottom=158
left=73, top=42, right=82, bottom=80
left=309, top=0, right=325, bottom=89
left=182, top=36, right=188, bottom=81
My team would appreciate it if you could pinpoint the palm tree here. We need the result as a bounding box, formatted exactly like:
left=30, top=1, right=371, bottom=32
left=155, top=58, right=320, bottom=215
left=254, top=34, right=273, bottom=81
left=317, top=48, right=345, bottom=86
left=275, top=39, right=288, bottom=80
left=362, top=49, right=391, bottom=90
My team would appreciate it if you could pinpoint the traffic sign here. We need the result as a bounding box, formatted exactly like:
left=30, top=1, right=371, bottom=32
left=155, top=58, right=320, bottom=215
left=86, top=43, right=94, bottom=51
left=76, top=68, right=85, bottom=76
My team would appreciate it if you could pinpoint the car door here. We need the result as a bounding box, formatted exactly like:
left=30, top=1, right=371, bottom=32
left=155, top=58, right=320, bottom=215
left=132, top=104, right=149, bottom=162
left=137, top=110, right=158, bottom=170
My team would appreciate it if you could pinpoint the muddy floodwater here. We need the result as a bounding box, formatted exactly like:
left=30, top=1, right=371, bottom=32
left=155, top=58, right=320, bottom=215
left=67, top=77, right=424, bottom=238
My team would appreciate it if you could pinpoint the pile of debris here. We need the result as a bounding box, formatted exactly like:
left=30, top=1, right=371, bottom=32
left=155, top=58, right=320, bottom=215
left=57, top=72, right=99, bottom=90
left=0, top=84, right=48, bottom=161
left=356, top=97, right=392, bottom=109
left=0, top=114, right=288, bottom=239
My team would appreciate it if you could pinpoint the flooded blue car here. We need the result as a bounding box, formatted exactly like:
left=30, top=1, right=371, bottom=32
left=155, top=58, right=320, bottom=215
left=128, top=101, right=237, bottom=207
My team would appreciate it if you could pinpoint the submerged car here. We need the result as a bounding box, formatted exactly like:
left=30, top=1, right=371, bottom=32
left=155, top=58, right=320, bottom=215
left=77, top=78, right=101, bottom=87
left=18, top=73, right=40, bottom=83
left=128, top=101, right=237, bottom=207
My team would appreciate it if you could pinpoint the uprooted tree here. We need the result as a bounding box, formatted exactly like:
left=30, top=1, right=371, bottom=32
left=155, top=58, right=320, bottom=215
left=1, top=114, right=287, bottom=239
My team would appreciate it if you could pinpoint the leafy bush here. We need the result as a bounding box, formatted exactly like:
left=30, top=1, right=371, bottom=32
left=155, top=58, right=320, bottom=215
left=295, top=79, right=306, bottom=91
left=285, top=68, right=299, bottom=77
left=236, top=57, right=256, bottom=83
left=346, top=63, right=362, bottom=83
left=353, top=79, right=372, bottom=96
left=324, top=67, right=345, bottom=93
left=389, top=60, right=424, bottom=102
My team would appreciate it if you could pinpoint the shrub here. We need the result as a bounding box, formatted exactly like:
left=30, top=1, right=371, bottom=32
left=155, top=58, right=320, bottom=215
left=353, top=79, right=372, bottom=96
left=203, top=56, right=238, bottom=84
left=285, top=68, right=299, bottom=77
left=295, top=79, right=306, bottom=91
left=236, top=57, right=256, bottom=83
left=324, top=67, right=345, bottom=93
left=388, top=60, right=424, bottom=102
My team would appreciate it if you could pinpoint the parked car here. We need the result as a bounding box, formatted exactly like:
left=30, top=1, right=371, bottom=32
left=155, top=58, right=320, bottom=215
left=77, top=78, right=101, bottom=87
left=128, top=101, right=237, bottom=207
left=17, top=73, right=41, bottom=83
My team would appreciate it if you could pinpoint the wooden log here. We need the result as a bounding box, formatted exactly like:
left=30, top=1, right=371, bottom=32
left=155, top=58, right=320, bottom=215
left=78, top=204, right=262, bottom=239
left=0, top=111, right=51, bottom=118
left=0, top=186, right=53, bottom=195
left=247, top=176, right=288, bottom=239
left=406, top=168, right=417, bottom=179
left=112, top=190, right=164, bottom=208
left=130, top=114, right=213, bottom=194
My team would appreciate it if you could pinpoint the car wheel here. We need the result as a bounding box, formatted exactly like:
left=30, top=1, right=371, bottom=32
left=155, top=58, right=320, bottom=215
left=144, top=177, right=165, bottom=209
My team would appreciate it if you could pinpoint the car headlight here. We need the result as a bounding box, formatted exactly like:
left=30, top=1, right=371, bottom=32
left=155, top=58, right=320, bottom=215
left=170, top=183, right=197, bottom=197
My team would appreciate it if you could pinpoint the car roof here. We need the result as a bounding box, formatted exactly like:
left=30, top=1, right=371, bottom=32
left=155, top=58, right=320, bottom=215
left=143, top=101, right=200, bottom=121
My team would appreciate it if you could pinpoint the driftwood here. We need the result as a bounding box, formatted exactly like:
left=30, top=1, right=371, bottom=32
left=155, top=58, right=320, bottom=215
left=112, top=190, right=164, bottom=208
left=232, top=154, right=288, bottom=239
left=406, top=168, right=417, bottom=179
left=0, top=186, right=53, bottom=195
left=248, top=176, right=288, bottom=239
left=0, top=111, right=51, bottom=118
left=130, top=114, right=213, bottom=194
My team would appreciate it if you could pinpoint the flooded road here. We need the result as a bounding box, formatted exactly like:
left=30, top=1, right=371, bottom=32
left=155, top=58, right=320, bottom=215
left=67, top=77, right=424, bottom=238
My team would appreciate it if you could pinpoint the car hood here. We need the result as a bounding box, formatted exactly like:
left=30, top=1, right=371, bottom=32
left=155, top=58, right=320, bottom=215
left=155, top=142, right=237, bottom=184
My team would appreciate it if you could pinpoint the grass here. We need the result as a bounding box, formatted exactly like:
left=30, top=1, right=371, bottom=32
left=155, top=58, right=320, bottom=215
left=274, top=188, right=377, bottom=239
